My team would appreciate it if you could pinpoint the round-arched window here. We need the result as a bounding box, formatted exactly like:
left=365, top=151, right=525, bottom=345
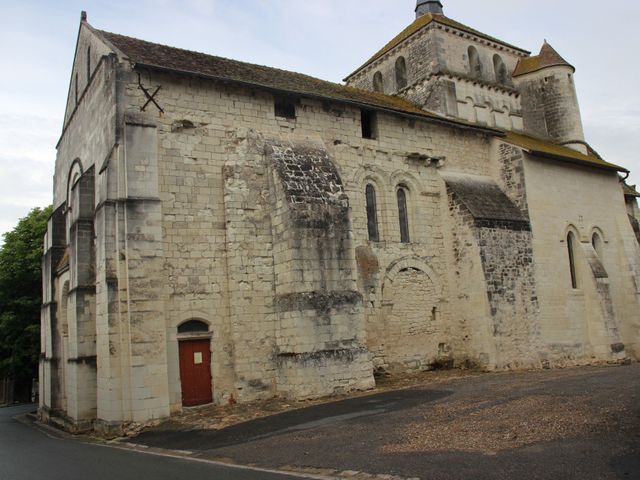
left=395, top=57, right=408, bottom=90
left=468, top=46, right=483, bottom=79
left=178, top=320, right=209, bottom=335
left=493, top=54, right=508, bottom=85
left=397, top=187, right=410, bottom=244
left=373, top=71, right=384, bottom=93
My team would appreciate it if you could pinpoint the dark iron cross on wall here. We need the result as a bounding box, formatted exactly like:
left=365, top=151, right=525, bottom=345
left=137, top=72, right=164, bottom=113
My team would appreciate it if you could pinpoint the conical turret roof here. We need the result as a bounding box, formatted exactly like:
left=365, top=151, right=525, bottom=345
left=513, top=41, right=574, bottom=77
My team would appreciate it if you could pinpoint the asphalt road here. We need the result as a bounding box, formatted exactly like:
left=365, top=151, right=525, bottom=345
left=135, top=364, right=640, bottom=480
left=0, top=404, right=315, bottom=480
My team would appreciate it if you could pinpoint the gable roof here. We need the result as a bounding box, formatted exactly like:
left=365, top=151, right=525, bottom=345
left=94, top=29, right=494, bottom=133
left=503, top=131, right=628, bottom=173
left=346, top=13, right=529, bottom=80
left=513, top=42, right=574, bottom=77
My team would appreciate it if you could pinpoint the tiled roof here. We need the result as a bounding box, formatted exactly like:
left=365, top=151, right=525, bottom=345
left=93, top=28, right=627, bottom=176
left=513, top=42, right=574, bottom=77
left=503, top=131, right=628, bottom=173
left=346, top=14, right=528, bottom=80
left=623, top=183, right=640, bottom=197
left=96, top=29, right=492, bottom=131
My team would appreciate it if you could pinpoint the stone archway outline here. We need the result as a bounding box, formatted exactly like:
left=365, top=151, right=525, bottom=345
left=66, top=158, right=84, bottom=212
left=381, top=256, right=443, bottom=301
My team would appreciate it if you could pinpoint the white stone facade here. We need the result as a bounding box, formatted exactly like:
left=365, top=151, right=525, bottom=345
left=40, top=6, right=640, bottom=433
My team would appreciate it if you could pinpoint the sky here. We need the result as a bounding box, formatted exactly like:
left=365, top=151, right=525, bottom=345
left=1, top=0, right=639, bottom=242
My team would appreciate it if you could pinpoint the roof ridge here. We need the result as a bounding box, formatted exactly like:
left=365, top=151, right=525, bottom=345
left=345, top=13, right=529, bottom=80
left=97, top=29, right=339, bottom=85
left=97, top=28, right=503, bottom=134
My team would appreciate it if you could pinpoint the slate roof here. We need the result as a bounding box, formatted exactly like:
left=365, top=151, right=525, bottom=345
left=96, top=29, right=492, bottom=132
left=513, top=42, right=574, bottom=77
left=503, top=131, right=628, bottom=173
left=346, top=13, right=529, bottom=80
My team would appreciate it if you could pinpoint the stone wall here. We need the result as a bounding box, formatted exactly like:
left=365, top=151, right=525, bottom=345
left=521, top=152, right=639, bottom=362
left=346, top=22, right=525, bottom=128
left=444, top=173, right=543, bottom=368
left=119, top=64, right=500, bottom=404
left=44, top=20, right=640, bottom=430
left=41, top=29, right=118, bottom=428
left=515, top=67, right=586, bottom=147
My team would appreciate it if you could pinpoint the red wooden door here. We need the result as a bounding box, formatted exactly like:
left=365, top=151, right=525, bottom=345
left=179, top=339, right=213, bottom=407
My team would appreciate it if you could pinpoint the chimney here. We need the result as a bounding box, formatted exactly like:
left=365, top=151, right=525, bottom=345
left=416, top=0, right=444, bottom=18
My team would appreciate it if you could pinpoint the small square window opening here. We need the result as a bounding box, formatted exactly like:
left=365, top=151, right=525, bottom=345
left=361, top=109, right=378, bottom=139
left=274, top=97, right=296, bottom=119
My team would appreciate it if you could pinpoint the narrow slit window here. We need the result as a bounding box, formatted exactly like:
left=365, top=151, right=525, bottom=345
left=397, top=187, right=410, bottom=243
left=567, top=232, right=578, bottom=289
left=274, top=96, right=296, bottom=119
left=87, top=47, right=91, bottom=81
left=75, top=73, right=79, bottom=105
left=366, top=184, right=379, bottom=242
left=361, top=110, right=378, bottom=139
left=592, top=232, right=603, bottom=258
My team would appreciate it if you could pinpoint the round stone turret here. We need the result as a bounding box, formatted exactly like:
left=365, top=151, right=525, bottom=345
left=416, top=0, right=443, bottom=18
left=514, top=42, right=587, bottom=153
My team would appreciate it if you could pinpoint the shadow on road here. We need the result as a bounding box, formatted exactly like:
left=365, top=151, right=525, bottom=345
left=133, top=387, right=452, bottom=451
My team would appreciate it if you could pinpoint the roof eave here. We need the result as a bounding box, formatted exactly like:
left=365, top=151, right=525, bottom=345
left=513, top=62, right=576, bottom=78
left=132, top=61, right=502, bottom=135
left=528, top=150, right=628, bottom=173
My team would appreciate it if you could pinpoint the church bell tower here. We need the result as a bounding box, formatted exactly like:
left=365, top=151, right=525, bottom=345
left=416, top=0, right=444, bottom=18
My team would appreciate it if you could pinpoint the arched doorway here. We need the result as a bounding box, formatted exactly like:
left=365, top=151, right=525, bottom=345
left=178, top=320, right=213, bottom=407
left=380, top=261, right=442, bottom=370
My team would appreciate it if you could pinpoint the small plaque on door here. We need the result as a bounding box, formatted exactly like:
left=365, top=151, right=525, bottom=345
left=194, top=352, right=203, bottom=364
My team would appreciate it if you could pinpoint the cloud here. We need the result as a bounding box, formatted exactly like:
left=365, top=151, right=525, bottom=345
left=1, top=0, right=639, bottom=241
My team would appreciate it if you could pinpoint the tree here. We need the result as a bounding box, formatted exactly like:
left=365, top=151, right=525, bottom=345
left=0, top=206, right=52, bottom=402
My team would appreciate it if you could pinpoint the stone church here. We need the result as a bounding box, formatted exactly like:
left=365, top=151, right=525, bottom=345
left=40, top=1, right=640, bottom=433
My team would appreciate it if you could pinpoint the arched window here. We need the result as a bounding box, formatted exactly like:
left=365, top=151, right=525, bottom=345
left=493, top=54, right=508, bottom=85
left=468, top=46, right=483, bottom=79
left=178, top=319, right=209, bottom=335
left=66, top=161, right=83, bottom=234
left=365, top=184, right=379, bottom=242
left=397, top=187, right=410, bottom=244
left=373, top=71, right=384, bottom=93
left=395, top=57, right=408, bottom=90
left=592, top=232, right=604, bottom=258
left=567, top=232, right=578, bottom=289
